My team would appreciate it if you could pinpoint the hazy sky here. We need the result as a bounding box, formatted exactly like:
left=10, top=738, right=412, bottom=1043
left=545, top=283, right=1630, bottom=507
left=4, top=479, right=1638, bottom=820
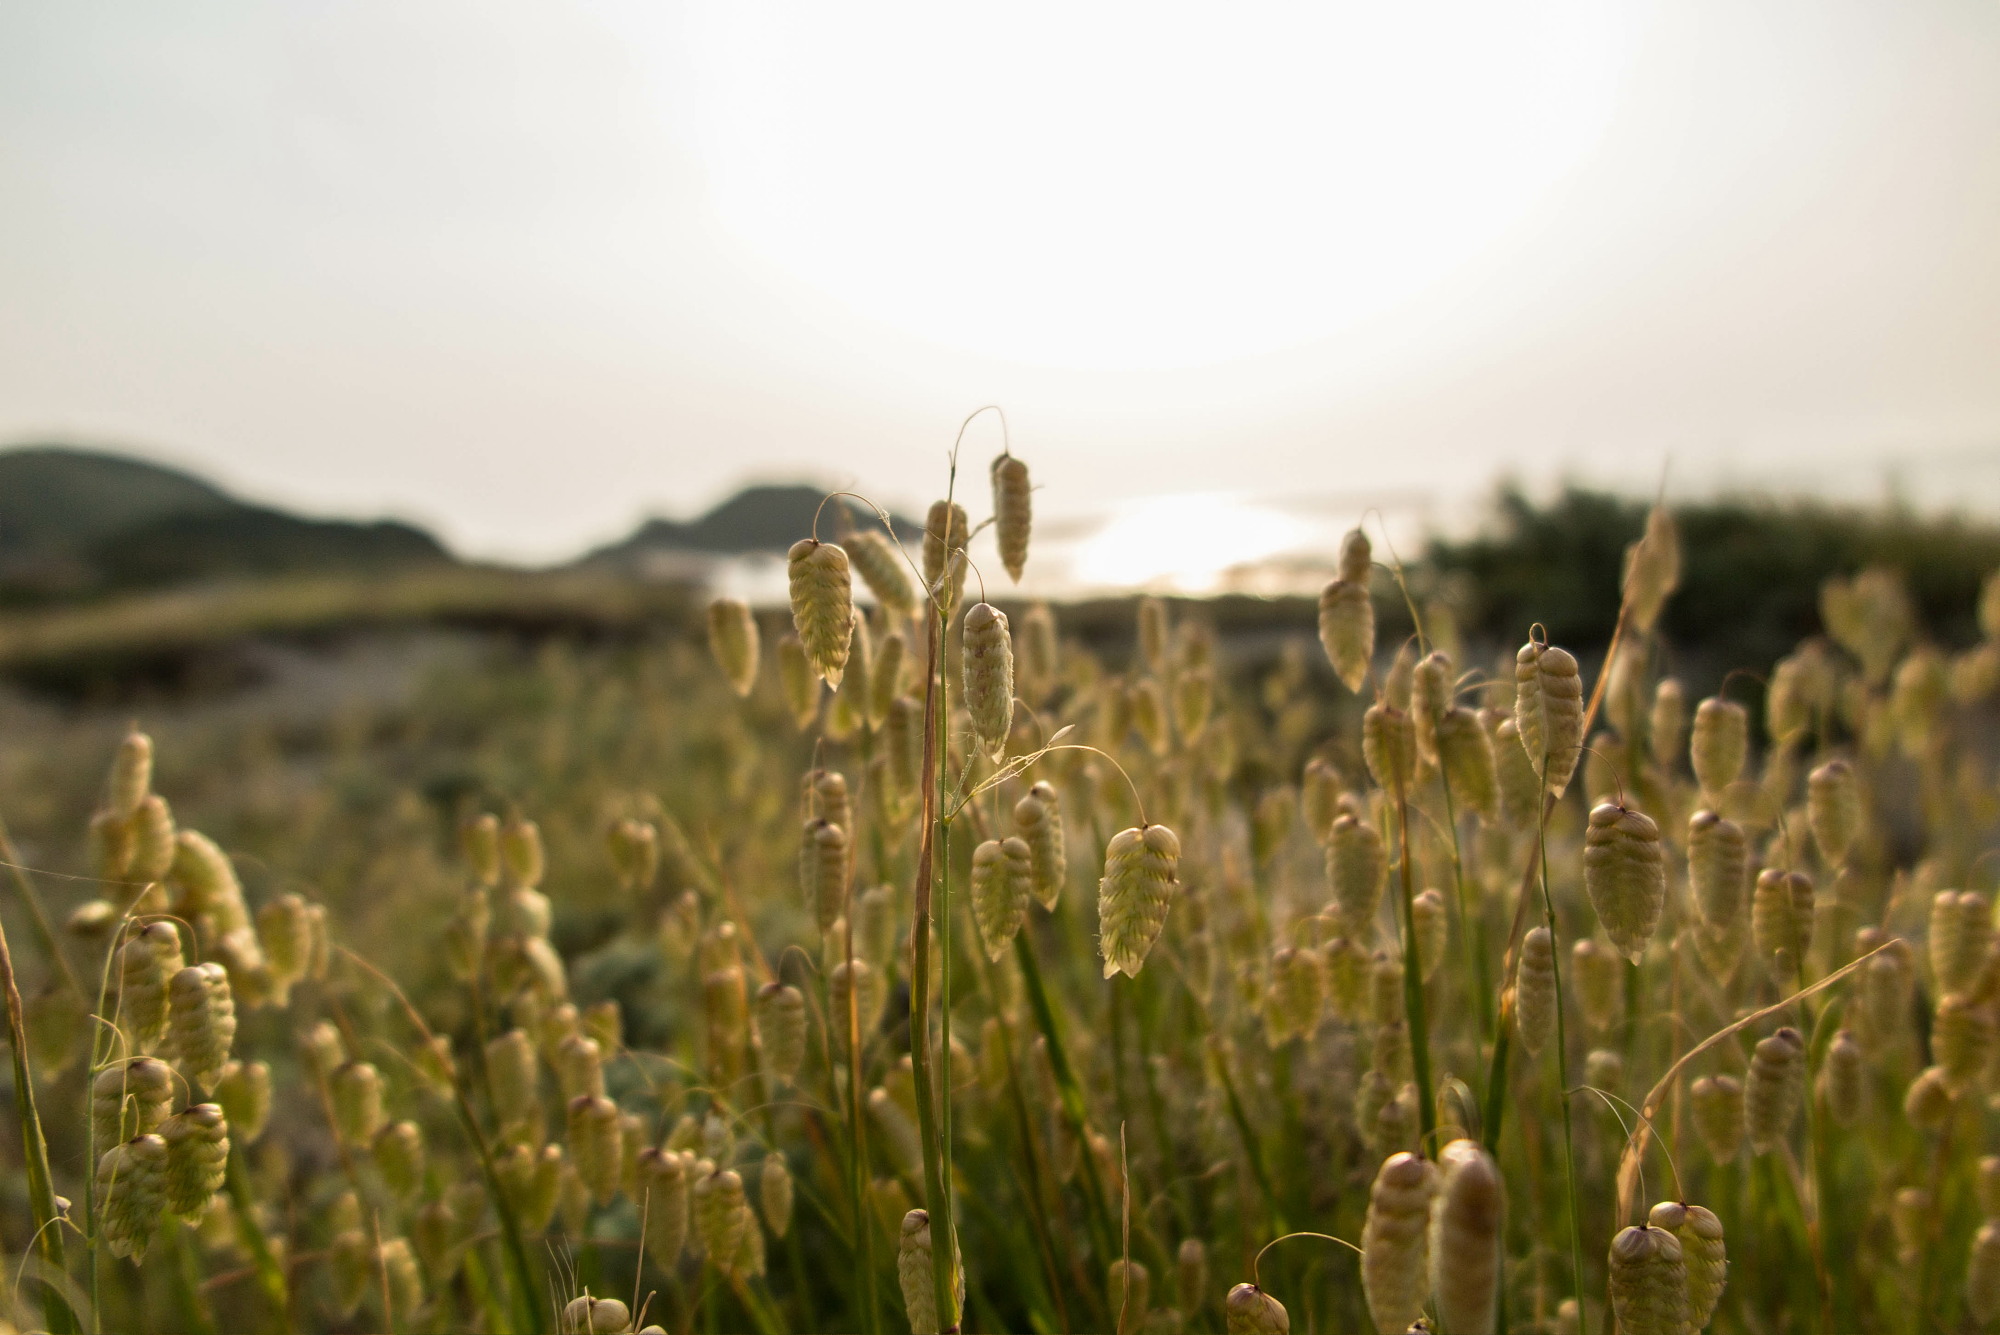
left=3, top=0, right=1997, bottom=563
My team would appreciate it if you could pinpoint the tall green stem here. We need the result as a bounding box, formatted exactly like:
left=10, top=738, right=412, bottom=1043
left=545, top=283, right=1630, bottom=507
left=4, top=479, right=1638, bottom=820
left=0, top=904, right=75, bottom=1333
left=1536, top=807, right=1586, bottom=1335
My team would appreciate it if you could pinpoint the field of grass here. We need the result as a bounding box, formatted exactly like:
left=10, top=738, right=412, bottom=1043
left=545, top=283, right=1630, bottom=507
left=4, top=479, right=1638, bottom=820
left=0, top=453, right=1995, bottom=1335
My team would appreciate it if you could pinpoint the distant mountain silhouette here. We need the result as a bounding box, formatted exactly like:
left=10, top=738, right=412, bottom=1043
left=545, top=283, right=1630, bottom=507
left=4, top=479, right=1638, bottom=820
left=585, top=484, right=917, bottom=568
left=0, top=445, right=451, bottom=603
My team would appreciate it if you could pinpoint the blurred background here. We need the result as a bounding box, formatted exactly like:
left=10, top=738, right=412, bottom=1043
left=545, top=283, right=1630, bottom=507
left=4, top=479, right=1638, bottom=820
left=0, top=0, right=1996, bottom=686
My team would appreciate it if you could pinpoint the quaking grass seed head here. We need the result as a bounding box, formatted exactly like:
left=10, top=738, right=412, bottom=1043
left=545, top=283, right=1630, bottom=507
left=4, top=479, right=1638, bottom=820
left=1513, top=926, right=1558, bottom=1056
left=962, top=601, right=1016, bottom=760
left=167, top=961, right=236, bottom=1090
left=1746, top=1026, right=1807, bottom=1153
left=1326, top=814, right=1387, bottom=940
left=1014, top=782, right=1067, bottom=910
left=1690, top=695, right=1750, bottom=798
left=1098, top=824, right=1181, bottom=979
left=706, top=597, right=761, bottom=696
left=1583, top=801, right=1666, bottom=963
left=1436, top=707, right=1500, bottom=824
left=788, top=538, right=854, bottom=687
left=1318, top=578, right=1374, bottom=694
left=1620, top=504, right=1681, bottom=633
left=1429, top=1139, right=1504, bottom=1335
left=848, top=529, right=919, bottom=619
left=1607, top=1224, right=1689, bottom=1335
left=1807, top=758, right=1862, bottom=865
left=1690, top=1073, right=1745, bottom=1161
left=1362, top=703, right=1420, bottom=793
left=1226, top=1283, right=1290, bottom=1335
left=1687, top=810, right=1748, bottom=929
left=1651, top=1201, right=1728, bottom=1328
left=991, top=452, right=1032, bottom=581
left=755, top=982, right=807, bottom=1085
left=971, top=836, right=1032, bottom=963
left=1515, top=641, right=1583, bottom=797
left=1363, top=1150, right=1438, bottom=1335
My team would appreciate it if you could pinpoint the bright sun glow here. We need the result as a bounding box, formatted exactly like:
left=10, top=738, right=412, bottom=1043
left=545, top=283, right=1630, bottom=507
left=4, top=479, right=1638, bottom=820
left=1070, top=493, right=1313, bottom=593
left=680, top=2, right=1638, bottom=369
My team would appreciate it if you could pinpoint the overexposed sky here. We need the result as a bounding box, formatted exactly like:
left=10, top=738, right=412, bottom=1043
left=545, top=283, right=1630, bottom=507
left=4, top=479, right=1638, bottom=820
left=2, top=1, right=1997, bottom=562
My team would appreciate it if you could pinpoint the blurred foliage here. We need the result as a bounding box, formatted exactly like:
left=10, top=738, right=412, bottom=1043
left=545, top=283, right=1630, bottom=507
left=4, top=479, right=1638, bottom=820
left=1430, top=485, right=2000, bottom=679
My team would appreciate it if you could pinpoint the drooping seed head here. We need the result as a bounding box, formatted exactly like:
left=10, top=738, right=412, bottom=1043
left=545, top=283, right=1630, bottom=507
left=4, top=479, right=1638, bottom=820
left=848, top=530, right=920, bottom=619
left=1326, top=814, right=1387, bottom=940
left=1652, top=1201, right=1728, bottom=1327
left=1970, top=1222, right=2000, bottom=1325
left=788, top=538, right=854, bottom=688
left=1013, top=781, right=1067, bottom=910
left=1362, top=1151, right=1437, bottom=1334
left=1822, top=1029, right=1865, bottom=1125
left=1688, top=811, right=1748, bottom=929
left=1584, top=801, right=1666, bottom=963
left=899, top=1208, right=940, bottom=1334
left=1318, top=579, right=1374, bottom=693
left=1905, top=1065, right=1956, bottom=1130
left=555, top=1033, right=606, bottom=1102
left=922, top=500, right=971, bottom=609
left=1176, top=1238, right=1208, bottom=1314
left=93, top=1057, right=172, bottom=1151
left=1933, top=993, right=1994, bottom=1094
left=97, top=1132, right=169, bottom=1260
left=1620, top=505, right=1681, bottom=632
left=568, top=1094, right=623, bottom=1204
left=1109, top=1258, right=1151, bottom=1329
left=1932, top=892, right=1992, bottom=996
left=1515, top=641, right=1584, bottom=797
left=1690, top=696, right=1750, bottom=799
left=991, top=453, right=1032, bottom=582
left=1098, top=824, right=1181, bottom=979
left=1263, top=946, right=1327, bottom=1046
left=1806, top=758, right=1861, bottom=865
left=128, top=794, right=177, bottom=883
left=167, top=962, right=236, bottom=1091
left=1300, top=757, right=1344, bottom=841
left=828, top=959, right=878, bottom=1054
left=755, top=982, right=807, bottom=1085
left=1362, top=703, right=1420, bottom=793
left=1513, top=926, right=1558, bottom=1057
left=706, top=597, right=761, bottom=696
left=1690, top=1074, right=1745, bottom=1162
left=799, top=819, right=849, bottom=936
left=109, top=730, right=153, bottom=819
left=1607, top=1224, right=1689, bottom=1335
left=498, top=818, right=545, bottom=891
left=962, top=601, right=1016, bottom=760
left=561, top=1294, right=631, bottom=1335
left=1410, top=889, right=1448, bottom=982
left=636, top=1147, right=692, bottom=1269
left=776, top=634, right=820, bottom=728
left=1018, top=602, right=1060, bottom=702
left=1436, top=707, right=1501, bottom=824
left=760, top=1152, right=794, bottom=1239
left=1128, top=677, right=1169, bottom=756
left=1752, top=869, right=1805, bottom=973
left=1429, top=1139, right=1504, bottom=1335
left=1650, top=679, right=1687, bottom=771
left=372, top=1119, right=424, bottom=1200
left=972, top=836, right=1033, bottom=962
left=1492, top=717, right=1543, bottom=829
left=256, top=892, right=314, bottom=999
left=1746, top=1026, right=1806, bottom=1153
left=119, top=921, right=183, bottom=1053
left=331, top=1061, right=385, bottom=1145
left=1339, top=527, right=1372, bottom=584
left=1585, top=1047, right=1625, bottom=1094
left=1226, top=1283, right=1290, bottom=1335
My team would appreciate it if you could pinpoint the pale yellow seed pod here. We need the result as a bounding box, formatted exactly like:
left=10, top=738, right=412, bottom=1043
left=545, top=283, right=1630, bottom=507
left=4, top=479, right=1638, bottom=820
left=1690, top=1074, right=1744, bottom=1162
left=1970, top=1222, right=2000, bottom=1325
left=1514, top=927, right=1558, bottom=1057
left=1690, top=696, right=1749, bottom=799
left=1323, top=937, right=1369, bottom=1020
left=1411, top=650, right=1452, bottom=756
left=485, top=1029, right=540, bottom=1135
left=1934, top=993, right=1994, bottom=1093
left=755, top=982, right=807, bottom=1085
left=1932, top=892, right=1992, bottom=996
left=1173, top=665, right=1213, bottom=742
left=128, top=794, right=177, bottom=883
left=1429, top=1139, right=1504, bottom=1335
left=1300, top=757, right=1344, bottom=842
left=1436, top=708, right=1500, bottom=824
left=1571, top=937, right=1624, bottom=1032
left=1584, top=801, right=1666, bottom=963
left=499, top=818, right=545, bottom=891
left=257, top=892, right=313, bottom=998
left=899, top=1208, right=940, bottom=1335
left=992, top=453, right=1032, bottom=582
left=1318, top=579, right=1374, bottom=693
left=636, top=1147, right=692, bottom=1269
left=562, top=1293, right=632, bottom=1334
left=800, top=819, right=849, bottom=936
left=1752, top=869, right=1801, bottom=973
left=461, top=813, right=502, bottom=887
left=962, top=601, right=1016, bottom=760
left=1362, top=1151, right=1437, bottom=1334
left=331, top=1061, right=385, bottom=1145
left=1746, top=1026, right=1806, bottom=1153
left=1226, top=1283, right=1290, bottom=1335
left=1128, top=678, right=1169, bottom=756
left=761, top=1152, right=794, bottom=1239
left=923, top=500, right=971, bottom=611
left=92, top=808, right=135, bottom=883
left=1650, top=679, right=1686, bottom=771
left=1905, top=1065, right=1956, bottom=1130
left=972, top=837, right=1033, bottom=963
left=1326, top=814, right=1387, bottom=940
left=1806, top=759, right=1861, bottom=866
left=1383, top=643, right=1416, bottom=710
left=1109, top=1257, right=1151, bottom=1329
left=1821, top=1029, right=1865, bottom=1125
left=788, top=538, right=855, bottom=690
left=1362, top=704, right=1419, bottom=793
left=1019, top=602, right=1059, bottom=703
left=706, top=597, right=761, bottom=696
left=568, top=1094, right=623, bottom=1205
left=1176, top=1238, right=1208, bottom=1315
left=1515, top=642, right=1584, bottom=797
left=849, top=530, right=919, bottom=619
left=109, top=730, right=153, bottom=819
left=1410, top=889, right=1447, bottom=982
left=1263, top=947, right=1326, bottom=1046
left=97, top=1132, right=169, bottom=1260
left=1014, top=782, right=1067, bottom=910
left=1687, top=811, right=1748, bottom=929
left=1653, top=1200, right=1727, bottom=1328
left=167, top=962, right=236, bottom=1090
left=829, top=959, right=879, bottom=1053
left=1098, top=824, right=1181, bottom=979
left=777, top=634, right=820, bottom=729
left=93, top=1057, right=172, bottom=1151
left=704, top=964, right=751, bottom=1089
left=1492, top=717, right=1543, bottom=829
left=372, top=1119, right=425, bottom=1200
left=555, top=1033, right=606, bottom=1102
left=171, top=828, right=251, bottom=933
left=1621, top=505, right=1681, bottom=633
left=1339, top=527, right=1372, bottom=584
left=120, top=921, right=183, bottom=1053
left=1607, top=1224, right=1689, bottom=1335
